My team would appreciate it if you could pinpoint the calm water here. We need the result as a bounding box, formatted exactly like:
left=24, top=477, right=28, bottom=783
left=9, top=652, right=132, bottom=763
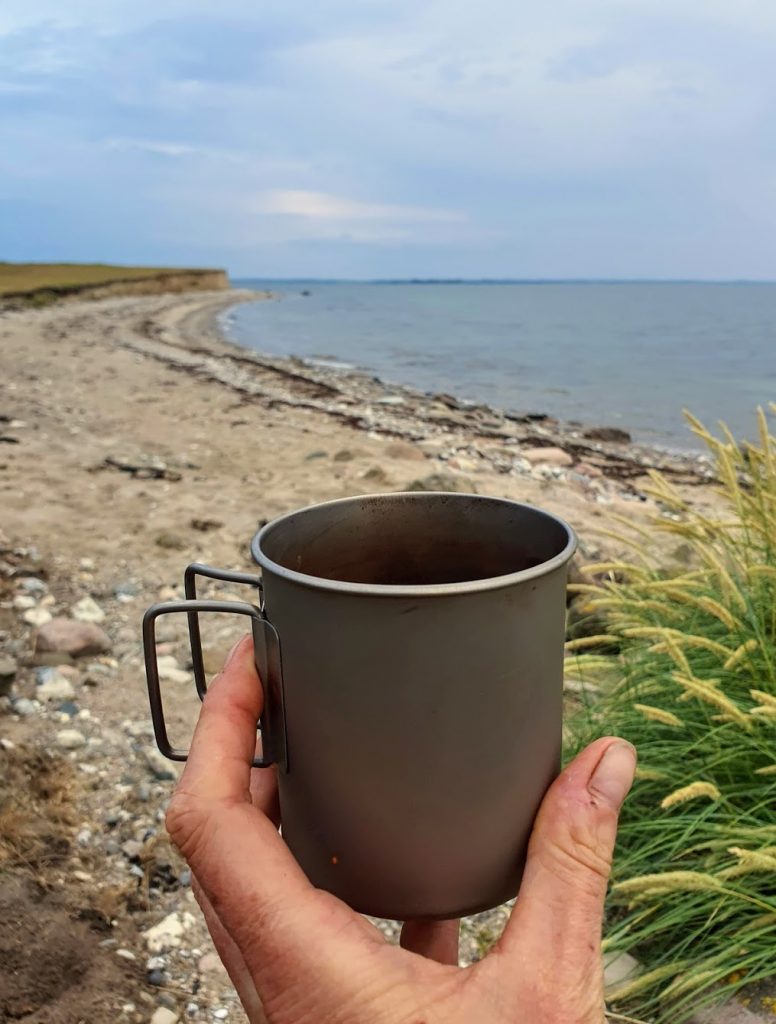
left=226, top=282, right=776, bottom=450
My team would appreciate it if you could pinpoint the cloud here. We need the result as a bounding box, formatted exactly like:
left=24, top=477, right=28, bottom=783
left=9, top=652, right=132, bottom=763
left=254, top=190, right=466, bottom=223
left=2, top=1, right=776, bottom=276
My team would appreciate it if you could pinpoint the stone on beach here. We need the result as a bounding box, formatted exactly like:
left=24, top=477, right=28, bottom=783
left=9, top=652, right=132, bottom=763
left=56, top=728, right=86, bottom=749
left=71, top=595, right=106, bottom=623
left=406, top=471, right=477, bottom=493
left=520, top=446, right=574, bottom=467
left=143, top=911, right=196, bottom=953
left=36, top=667, right=76, bottom=701
left=36, top=618, right=112, bottom=657
left=23, top=606, right=53, bottom=626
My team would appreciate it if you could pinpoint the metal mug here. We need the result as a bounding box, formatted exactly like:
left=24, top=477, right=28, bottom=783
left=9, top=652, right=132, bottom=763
left=143, top=492, right=576, bottom=920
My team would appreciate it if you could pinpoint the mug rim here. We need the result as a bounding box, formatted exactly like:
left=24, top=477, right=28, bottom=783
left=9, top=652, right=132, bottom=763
left=250, top=491, right=577, bottom=597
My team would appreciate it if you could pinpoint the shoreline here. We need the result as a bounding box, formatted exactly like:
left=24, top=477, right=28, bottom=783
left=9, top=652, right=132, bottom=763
left=202, top=290, right=715, bottom=489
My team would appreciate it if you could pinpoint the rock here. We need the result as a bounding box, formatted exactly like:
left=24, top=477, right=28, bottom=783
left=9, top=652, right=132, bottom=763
left=603, top=951, right=639, bottom=991
left=36, top=618, right=111, bottom=657
left=333, top=448, right=355, bottom=462
left=406, top=472, right=477, bottom=494
left=36, top=668, right=76, bottom=702
left=212, top=1010, right=228, bottom=1021
left=190, top=517, right=223, bottom=532
left=121, top=840, right=143, bottom=861
left=0, top=654, right=17, bottom=696
left=362, top=466, right=389, bottom=484
left=143, top=746, right=176, bottom=781
left=155, top=531, right=187, bottom=551
left=113, top=581, right=139, bottom=602
left=305, top=450, right=327, bottom=460
left=72, top=596, right=106, bottom=623
left=0, top=737, right=15, bottom=750
left=693, top=1004, right=768, bottom=1023
left=58, top=701, right=79, bottom=717
left=56, top=728, right=86, bottom=749
left=574, top=461, right=604, bottom=479
left=197, top=951, right=227, bottom=975
left=18, top=576, right=47, bottom=595
left=583, top=426, right=631, bottom=444
left=385, top=441, right=425, bottom=462
left=13, top=594, right=36, bottom=610
left=157, top=655, right=189, bottom=685
left=23, top=607, right=53, bottom=626
left=32, top=650, right=76, bottom=667
left=143, top=911, right=195, bottom=953
left=150, top=1009, right=179, bottom=1024
left=116, top=948, right=137, bottom=961
left=12, top=697, right=37, bottom=717
left=521, top=446, right=573, bottom=468
left=147, top=969, right=168, bottom=987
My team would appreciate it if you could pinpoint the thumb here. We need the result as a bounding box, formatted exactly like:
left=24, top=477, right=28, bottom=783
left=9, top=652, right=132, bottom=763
left=492, top=738, right=636, bottom=1010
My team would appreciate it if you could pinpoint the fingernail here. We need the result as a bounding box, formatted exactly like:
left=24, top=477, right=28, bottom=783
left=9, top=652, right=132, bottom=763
left=589, top=741, right=637, bottom=809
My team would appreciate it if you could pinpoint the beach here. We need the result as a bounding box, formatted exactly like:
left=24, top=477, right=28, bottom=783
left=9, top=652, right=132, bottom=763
left=0, top=290, right=729, bottom=1022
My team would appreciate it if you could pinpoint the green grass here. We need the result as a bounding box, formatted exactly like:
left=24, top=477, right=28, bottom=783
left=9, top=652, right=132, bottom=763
left=567, top=407, right=776, bottom=1022
left=0, top=261, right=223, bottom=300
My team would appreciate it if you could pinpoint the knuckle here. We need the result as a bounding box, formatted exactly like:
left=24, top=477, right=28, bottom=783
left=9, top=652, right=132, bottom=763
left=539, top=799, right=616, bottom=893
left=165, top=790, right=210, bottom=863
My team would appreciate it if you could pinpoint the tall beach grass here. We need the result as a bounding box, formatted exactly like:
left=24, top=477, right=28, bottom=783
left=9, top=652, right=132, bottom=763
left=567, top=406, right=776, bottom=1021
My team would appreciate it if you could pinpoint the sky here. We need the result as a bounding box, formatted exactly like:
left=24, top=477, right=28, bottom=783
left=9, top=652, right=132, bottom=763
left=2, top=1, right=776, bottom=279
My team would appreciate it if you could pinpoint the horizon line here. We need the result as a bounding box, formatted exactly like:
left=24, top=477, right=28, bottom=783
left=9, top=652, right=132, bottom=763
left=232, top=276, right=776, bottom=285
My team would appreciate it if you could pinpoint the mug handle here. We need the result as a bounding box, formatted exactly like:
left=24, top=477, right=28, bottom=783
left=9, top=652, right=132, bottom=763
left=142, top=597, right=286, bottom=769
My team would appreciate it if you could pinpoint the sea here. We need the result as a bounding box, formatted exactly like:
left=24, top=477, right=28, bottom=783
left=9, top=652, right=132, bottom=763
left=225, top=281, right=776, bottom=452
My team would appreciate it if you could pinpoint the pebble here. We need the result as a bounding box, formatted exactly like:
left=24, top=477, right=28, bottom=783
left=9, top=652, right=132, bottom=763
left=147, top=956, right=166, bottom=971
left=18, top=576, right=48, bottom=595
left=0, top=737, right=15, bottom=751
left=36, top=618, right=112, bottom=657
left=57, top=728, right=86, bottom=749
left=155, top=531, right=187, bottom=550
left=13, top=594, right=37, bottom=610
left=73, top=870, right=92, bottom=881
left=143, top=911, right=196, bottom=953
left=23, top=606, right=53, bottom=626
left=12, top=697, right=38, bottom=716
left=36, top=668, right=76, bottom=702
left=150, top=1009, right=179, bottom=1024
left=520, top=445, right=574, bottom=467
left=143, top=746, right=176, bottom=781
left=57, top=701, right=79, bottom=717
left=406, top=471, right=476, bottom=493
left=157, top=655, right=190, bottom=685
left=76, top=827, right=93, bottom=846
left=212, top=1011, right=228, bottom=1021
left=114, top=581, right=139, bottom=600
left=197, top=952, right=222, bottom=974
left=72, top=595, right=106, bottom=623
left=79, top=557, right=96, bottom=570
left=147, top=968, right=169, bottom=986
left=122, top=839, right=143, bottom=860
left=116, top=948, right=137, bottom=961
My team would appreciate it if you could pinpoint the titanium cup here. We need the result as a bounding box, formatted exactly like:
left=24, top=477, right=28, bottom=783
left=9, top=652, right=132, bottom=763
left=143, top=492, right=576, bottom=920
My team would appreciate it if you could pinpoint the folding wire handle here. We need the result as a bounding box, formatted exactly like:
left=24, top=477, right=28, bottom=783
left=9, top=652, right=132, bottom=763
left=143, top=596, right=286, bottom=769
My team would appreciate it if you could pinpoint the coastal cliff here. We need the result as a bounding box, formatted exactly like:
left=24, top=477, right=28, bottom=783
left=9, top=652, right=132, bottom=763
left=0, top=262, right=230, bottom=308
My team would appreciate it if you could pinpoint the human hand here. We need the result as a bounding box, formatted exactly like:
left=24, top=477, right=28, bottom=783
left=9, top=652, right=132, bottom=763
left=166, top=636, right=636, bottom=1024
